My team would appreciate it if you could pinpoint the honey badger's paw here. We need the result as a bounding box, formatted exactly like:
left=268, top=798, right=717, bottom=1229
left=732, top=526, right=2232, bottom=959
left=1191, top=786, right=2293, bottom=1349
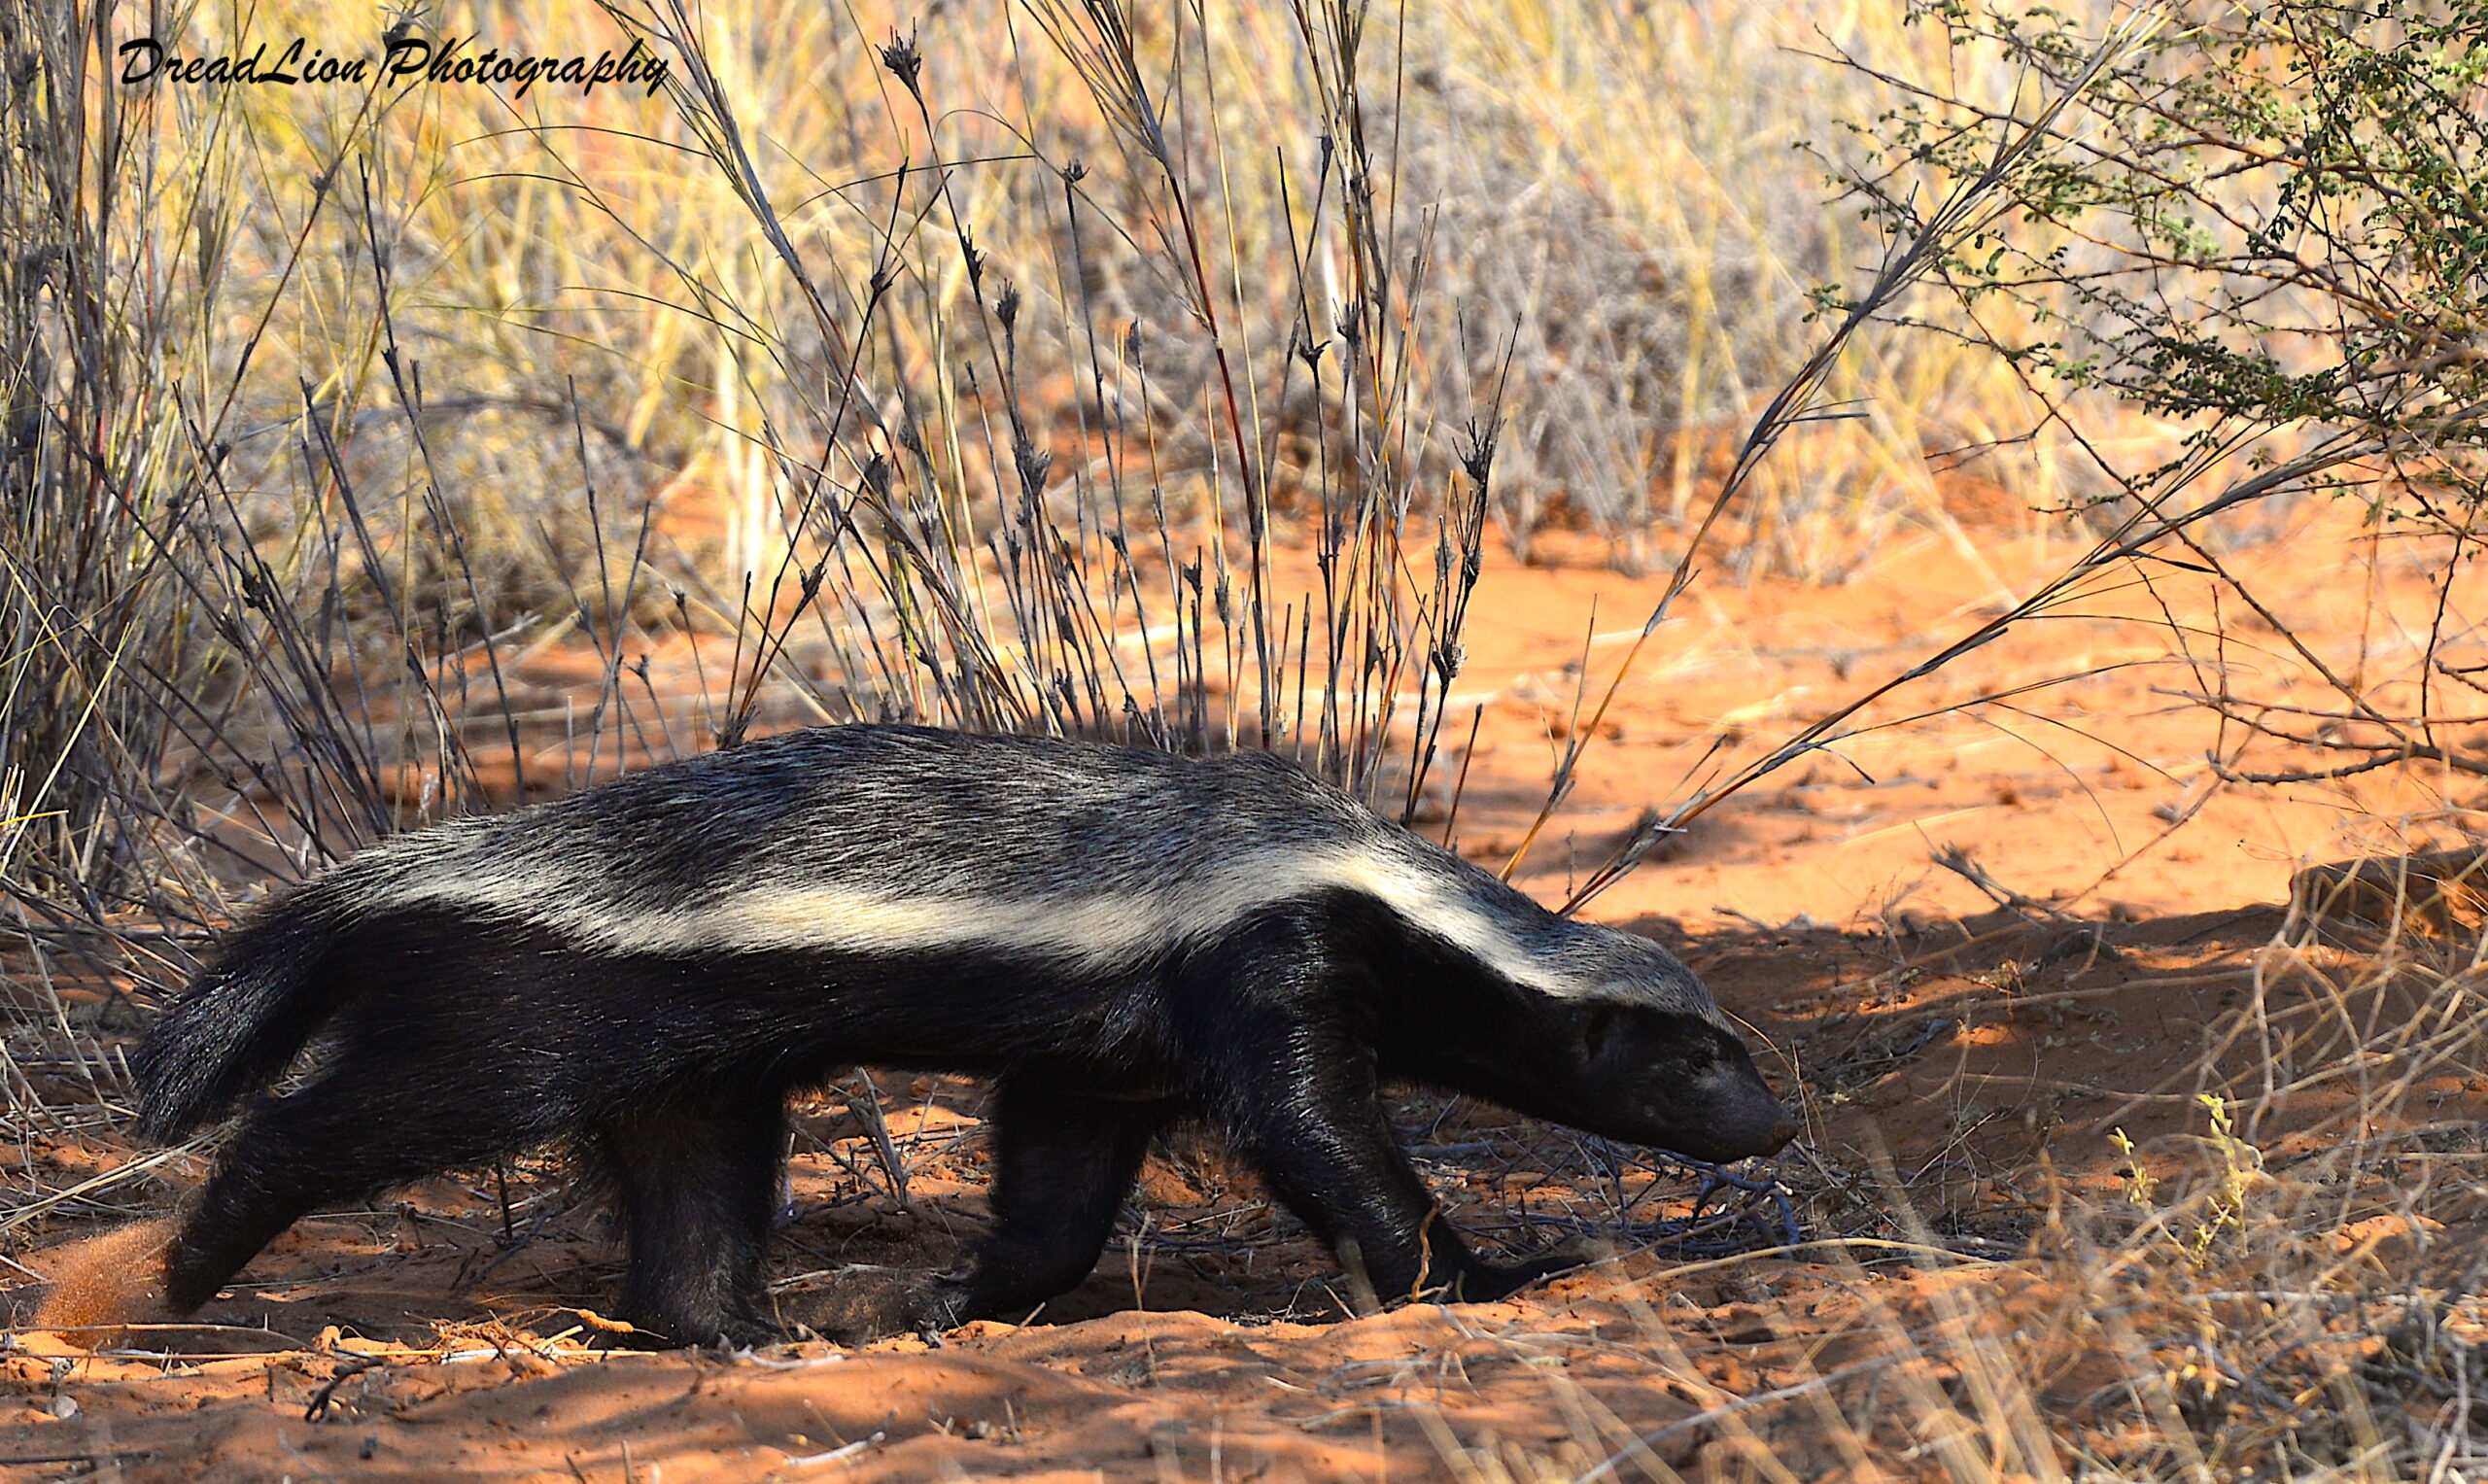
left=787, top=1268, right=962, bottom=1346
left=1443, top=1250, right=1586, bottom=1303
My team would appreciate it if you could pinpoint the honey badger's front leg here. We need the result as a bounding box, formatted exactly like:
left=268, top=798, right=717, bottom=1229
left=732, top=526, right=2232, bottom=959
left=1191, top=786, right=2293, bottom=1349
left=1218, top=1019, right=1566, bottom=1305
left=1186, top=906, right=1575, bottom=1308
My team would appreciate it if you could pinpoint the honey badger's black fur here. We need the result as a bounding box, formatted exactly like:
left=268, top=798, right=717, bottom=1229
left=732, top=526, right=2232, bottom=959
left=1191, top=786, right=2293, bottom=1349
left=133, top=724, right=1794, bottom=1347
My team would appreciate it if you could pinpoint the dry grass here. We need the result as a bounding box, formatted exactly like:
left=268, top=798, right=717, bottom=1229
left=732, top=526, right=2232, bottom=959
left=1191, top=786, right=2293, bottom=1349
left=0, top=0, right=2115, bottom=903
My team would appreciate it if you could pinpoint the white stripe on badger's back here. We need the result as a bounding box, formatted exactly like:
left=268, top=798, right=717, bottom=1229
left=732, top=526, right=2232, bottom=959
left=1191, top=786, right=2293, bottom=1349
left=678, top=844, right=1555, bottom=984
left=374, top=836, right=1711, bottom=1016
left=317, top=726, right=1721, bottom=1020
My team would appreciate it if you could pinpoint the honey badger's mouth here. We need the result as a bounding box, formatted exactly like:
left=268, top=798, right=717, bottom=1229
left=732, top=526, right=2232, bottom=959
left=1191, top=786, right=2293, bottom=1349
left=1643, top=1118, right=1798, bottom=1164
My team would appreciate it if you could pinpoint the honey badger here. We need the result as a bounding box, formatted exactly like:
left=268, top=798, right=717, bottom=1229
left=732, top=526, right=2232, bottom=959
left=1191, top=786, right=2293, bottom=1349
left=128, top=723, right=1795, bottom=1347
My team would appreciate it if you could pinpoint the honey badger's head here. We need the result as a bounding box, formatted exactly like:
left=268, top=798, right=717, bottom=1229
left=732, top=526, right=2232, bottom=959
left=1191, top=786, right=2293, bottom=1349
left=1407, top=921, right=1797, bottom=1162
left=1538, top=998, right=1796, bottom=1161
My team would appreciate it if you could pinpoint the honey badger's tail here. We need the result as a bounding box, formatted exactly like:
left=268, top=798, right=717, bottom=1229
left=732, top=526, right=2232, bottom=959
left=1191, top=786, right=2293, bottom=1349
left=134, top=881, right=358, bottom=1142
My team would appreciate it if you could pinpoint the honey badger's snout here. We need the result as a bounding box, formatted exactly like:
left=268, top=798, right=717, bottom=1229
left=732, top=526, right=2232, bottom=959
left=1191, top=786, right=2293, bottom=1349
left=1633, top=1034, right=1797, bottom=1163
left=1687, top=1037, right=1800, bottom=1158
left=1550, top=1001, right=1800, bottom=1163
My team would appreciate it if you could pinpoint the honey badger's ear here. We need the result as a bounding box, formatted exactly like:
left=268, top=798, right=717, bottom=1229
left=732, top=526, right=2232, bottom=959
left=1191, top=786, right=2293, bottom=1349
left=1580, top=1003, right=1623, bottom=1060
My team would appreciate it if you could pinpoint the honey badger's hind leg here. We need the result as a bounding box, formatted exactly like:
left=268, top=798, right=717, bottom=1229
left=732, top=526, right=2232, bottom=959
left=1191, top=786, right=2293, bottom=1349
left=162, top=1055, right=547, bottom=1316
left=586, top=1085, right=789, bottom=1350
left=902, top=1083, right=1172, bottom=1334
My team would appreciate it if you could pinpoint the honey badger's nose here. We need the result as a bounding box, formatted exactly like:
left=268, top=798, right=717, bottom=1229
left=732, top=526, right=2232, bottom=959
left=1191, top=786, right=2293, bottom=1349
left=1709, top=1060, right=1800, bottom=1156
left=1731, top=1093, right=1799, bottom=1156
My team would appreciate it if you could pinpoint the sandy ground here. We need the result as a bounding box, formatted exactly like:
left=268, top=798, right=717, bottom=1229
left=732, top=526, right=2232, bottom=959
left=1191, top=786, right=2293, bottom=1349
left=3, top=508, right=2482, bottom=1480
